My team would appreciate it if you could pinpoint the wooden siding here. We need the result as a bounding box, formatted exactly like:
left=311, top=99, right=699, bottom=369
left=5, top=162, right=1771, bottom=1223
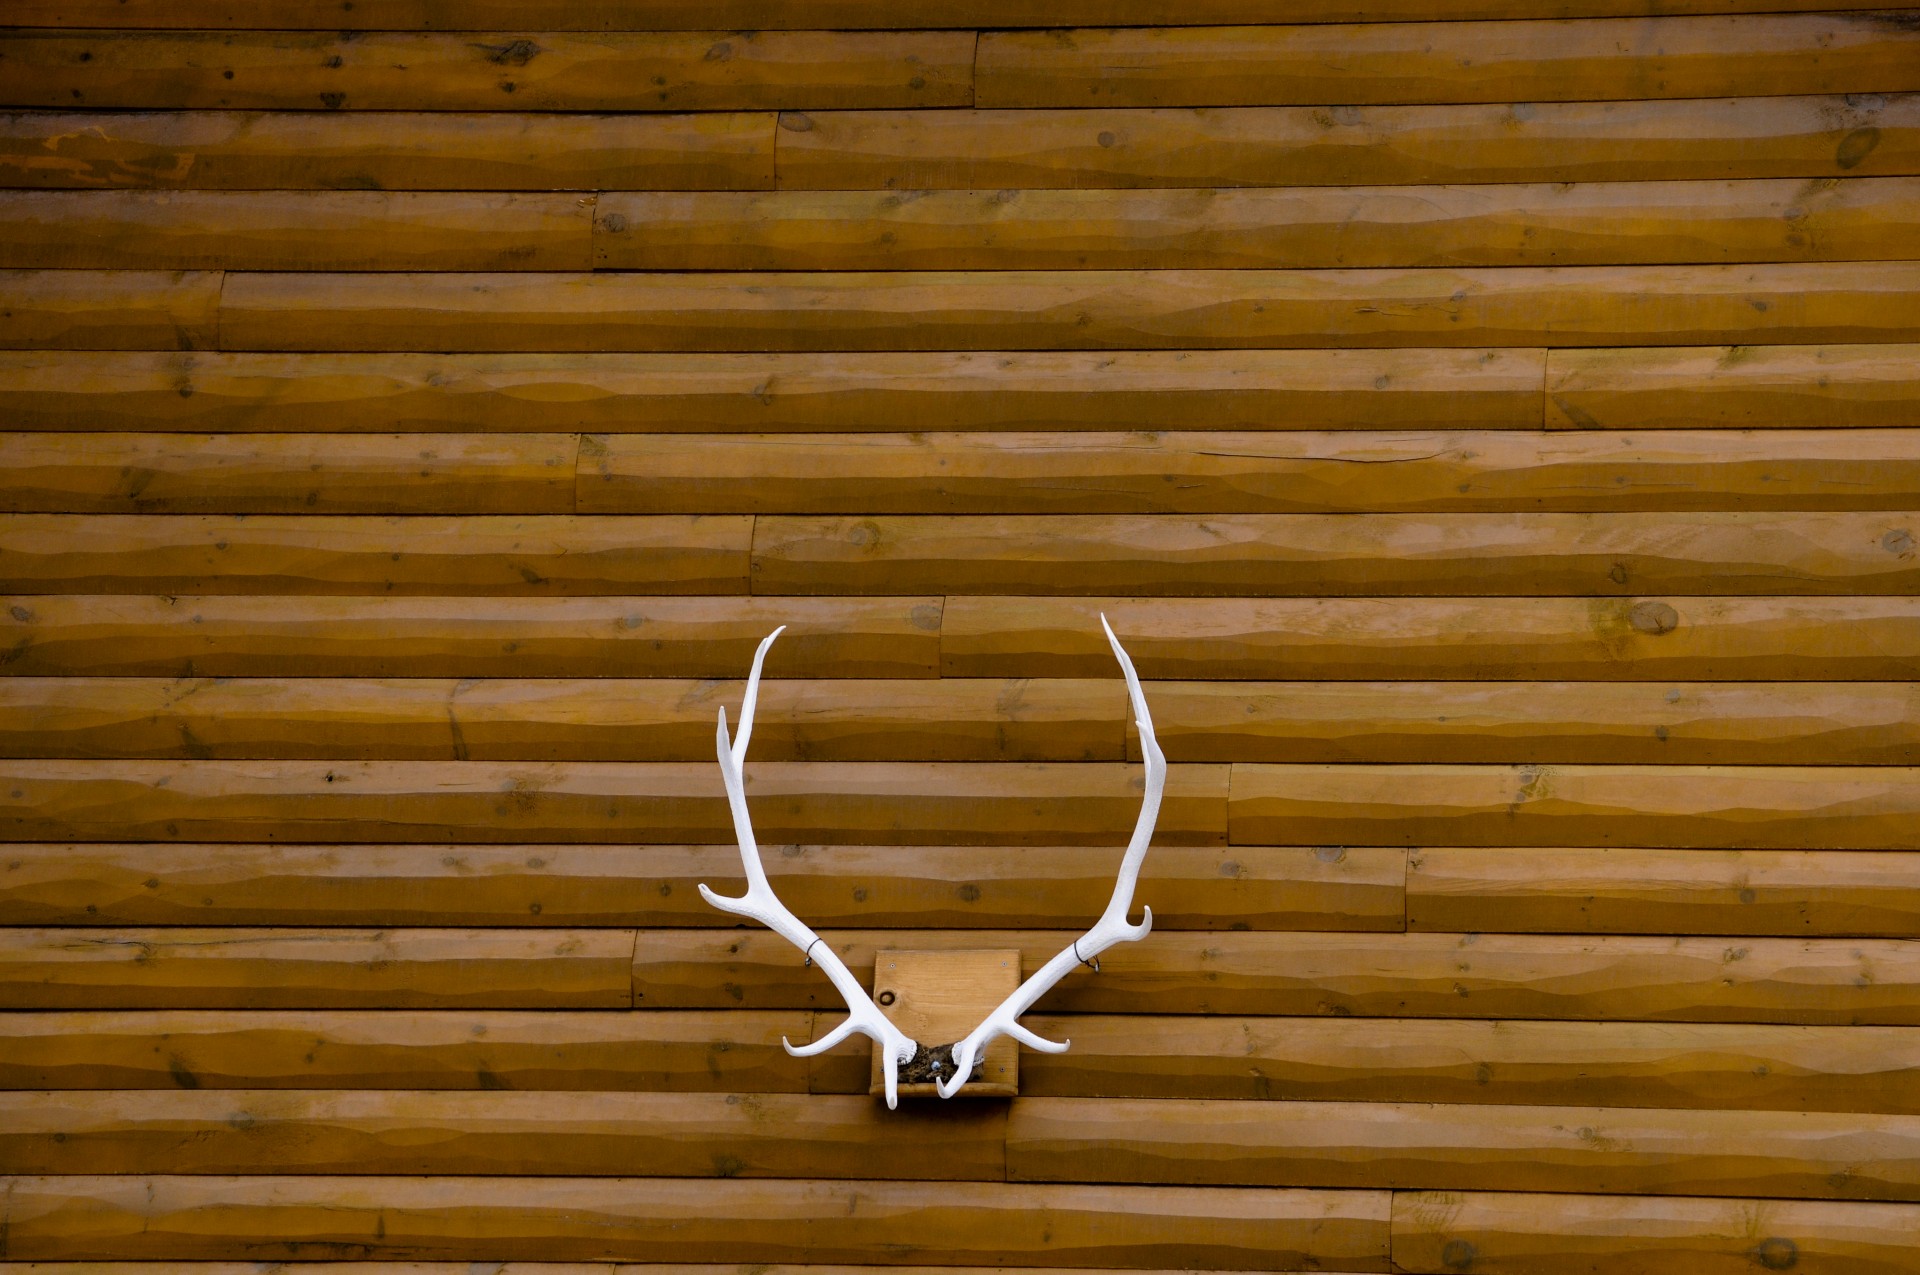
left=1, top=4, right=1917, bottom=1272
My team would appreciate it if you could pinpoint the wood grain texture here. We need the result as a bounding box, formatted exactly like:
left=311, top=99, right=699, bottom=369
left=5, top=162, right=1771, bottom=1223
left=0, top=30, right=975, bottom=112
left=0, top=1090, right=1010, bottom=1179
left=0, top=1008, right=821, bottom=1093
left=1013, top=1016, right=1920, bottom=1113
left=0, top=349, right=1545, bottom=433
left=585, top=430, right=1920, bottom=515
left=1392, top=1190, right=1920, bottom=1274
left=0, top=841, right=1398, bottom=930
left=0, top=109, right=777, bottom=191
left=0, top=191, right=596, bottom=270
left=595, top=179, right=1920, bottom=270
left=941, top=595, right=1920, bottom=682
left=0, top=1176, right=1393, bottom=1267
left=0, top=269, right=218, bottom=350
left=751, top=512, right=1920, bottom=598
left=0, top=927, right=634, bottom=1009
left=0, top=433, right=580, bottom=513
left=0, top=594, right=945, bottom=678
left=211, top=264, right=1920, bottom=351
left=0, top=760, right=1229, bottom=846
left=1231, top=763, right=1920, bottom=849
left=1007, top=1097, right=1920, bottom=1198
left=639, top=929, right=1920, bottom=1023
left=1407, top=847, right=1920, bottom=935
left=1548, top=343, right=1920, bottom=429
left=777, top=95, right=1920, bottom=189
left=977, top=14, right=1920, bottom=108
left=0, top=514, right=751, bottom=595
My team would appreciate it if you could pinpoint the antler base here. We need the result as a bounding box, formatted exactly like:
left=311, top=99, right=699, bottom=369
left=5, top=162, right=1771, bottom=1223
left=867, top=949, right=1021, bottom=1099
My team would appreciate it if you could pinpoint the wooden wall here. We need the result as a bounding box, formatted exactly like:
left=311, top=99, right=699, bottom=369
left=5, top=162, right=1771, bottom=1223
left=3, top=2, right=1920, bottom=1271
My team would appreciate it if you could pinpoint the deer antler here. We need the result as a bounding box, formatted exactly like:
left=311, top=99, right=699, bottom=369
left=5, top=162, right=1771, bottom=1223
left=936, top=613, right=1162, bottom=1098
left=698, top=626, right=921, bottom=1109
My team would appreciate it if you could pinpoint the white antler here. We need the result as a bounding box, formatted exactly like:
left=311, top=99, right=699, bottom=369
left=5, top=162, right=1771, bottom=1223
left=936, top=613, right=1162, bottom=1098
left=699, top=626, right=921, bottom=1109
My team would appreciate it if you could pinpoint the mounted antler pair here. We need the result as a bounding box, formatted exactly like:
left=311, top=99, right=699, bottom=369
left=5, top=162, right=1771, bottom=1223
left=699, top=616, right=1165, bottom=1108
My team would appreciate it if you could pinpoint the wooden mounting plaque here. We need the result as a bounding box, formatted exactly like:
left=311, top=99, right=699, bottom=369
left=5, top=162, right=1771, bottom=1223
left=869, top=948, right=1021, bottom=1099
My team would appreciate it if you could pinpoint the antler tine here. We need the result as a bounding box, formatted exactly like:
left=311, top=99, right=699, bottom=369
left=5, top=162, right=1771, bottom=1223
left=698, top=626, right=920, bottom=1109
left=937, top=613, right=1163, bottom=1098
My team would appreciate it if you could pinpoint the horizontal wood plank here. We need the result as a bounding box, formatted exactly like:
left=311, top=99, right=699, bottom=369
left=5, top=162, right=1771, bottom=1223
left=1232, top=763, right=1920, bottom=848
left=0, top=927, right=634, bottom=1009
left=0, top=841, right=1398, bottom=930
left=0, top=1008, right=819, bottom=1092
left=0, top=514, right=750, bottom=594
left=0, top=349, right=1546, bottom=433
left=595, top=179, right=1920, bottom=270
left=0, top=760, right=1229, bottom=845
left=0, top=594, right=944, bottom=678
left=0, top=433, right=580, bottom=513
left=778, top=96, right=1920, bottom=189
left=0, top=191, right=595, bottom=270
left=1407, top=847, right=1920, bottom=935
left=1547, top=343, right=1920, bottom=429
left=0, top=30, right=975, bottom=112
left=0, top=109, right=776, bottom=191
left=0, top=1090, right=1008, bottom=1179
left=1008, top=1097, right=1920, bottom=1198
left=0, top=1177, right=1392, bottom=1267
left=1393, top=1190, right=1918, bottom=1274
left=211, top=264, right=1920, bottom=352
left=752, top=512, right=1920, bottom=597
left=639, top=929, right=1920, bottom=1023
left=942, top=595, right=1920, bottom=681
left=587, top=430, right=1920, bottom=515
left=0, top=269, right=218, bottom=350
left=977, top=14, right=1920, bottom=108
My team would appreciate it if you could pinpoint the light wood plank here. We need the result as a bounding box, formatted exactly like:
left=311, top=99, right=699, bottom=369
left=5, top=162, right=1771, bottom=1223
left=0, top=1009, right=818, bottom=1092
left=977, top=14, right=1920, bottom=108
left=0, top=31, right=975, bottom=112
left=212, top=264, right=1920, bottom=352
left=941, top=595, right=1920, bottom=682
left=0, top=760, right=1229, bottom=845
left=1408, top=847, right=1920, bottom=935
left=0, top=594, right=944, bottom=678
left=0, top=1090, right=1008, bottom=1180
left=0, top=269, right=218, bottom=351
left=1147, top=680, right=1920, bottom=765
left=587, top=430, right=1920, bottom=515
left=0, top=842, right=1397, bottom=930
left=0, top=191, right=595, bottom=270
left=1008, top=1097, right=1920, bottom=1198
left=1393, top=1190, right=1919, bottom=1274
left=0, top=1176, right=1392, bottom=1267
left=639, top=929, right=1920, bottom=1023
left=1548, top=343, right=1920, bottom=429
left=752, top=512, right=1920, bottom=597
left=0, top=514, right=750, bottom=595
left=0, top=110, right=775, bottom=191
left=1232, top=763, right=1920, bottom=849
left=0, top=927, right=634, bottom=1009
left=596, top=179, right=1920, bottom=270
left=778, top=96, right=1920, bottom=189
left=0, top=433, right=579, bottom=514
left=0, top=349, right=1545, bottom=433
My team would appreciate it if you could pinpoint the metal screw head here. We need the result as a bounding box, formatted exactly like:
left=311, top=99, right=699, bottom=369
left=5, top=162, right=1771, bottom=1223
left=877, top=990, right=897, bottom=1006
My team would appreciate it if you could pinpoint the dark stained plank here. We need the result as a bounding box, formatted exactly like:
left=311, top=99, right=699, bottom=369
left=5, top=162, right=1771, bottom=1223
left=977, top=14, right=1920, bottom=109
left=0, top=30, right=975, bottom=112
left=941, top=595, right=1920, bottom=682
left=778, top=96, right=1920, bottom=189
left=0, top=349, right=1545, bottom=433
left=0, top=110, right=776, bottom=191
left=0, top=594, right=945, bottom=678
left=0, top=269, right=218, bottom=350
